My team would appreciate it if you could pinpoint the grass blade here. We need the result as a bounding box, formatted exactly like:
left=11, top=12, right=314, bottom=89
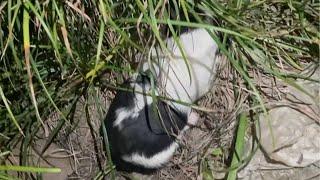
left=226, top=113, right=249, bottom=180
left=0, top=85, right=24, bottom=136
left=0, top=165, right=61, bottom=173
left=23, top=4, right=44, bottom=128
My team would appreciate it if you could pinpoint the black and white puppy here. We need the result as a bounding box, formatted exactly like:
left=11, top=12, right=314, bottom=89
left=104, top=28, right=221, bottom=173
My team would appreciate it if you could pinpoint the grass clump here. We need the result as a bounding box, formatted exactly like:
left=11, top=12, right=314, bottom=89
left=0, top=0, right=319, bottom=179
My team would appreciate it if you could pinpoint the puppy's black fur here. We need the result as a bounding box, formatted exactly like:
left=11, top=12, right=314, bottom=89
left=104, top=74, right=188, bottom=173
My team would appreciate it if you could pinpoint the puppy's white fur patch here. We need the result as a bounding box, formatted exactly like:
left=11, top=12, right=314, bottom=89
left=113, top=107, right=131, bottom=129
left=122, top=142, right=179, bottom=168
left=113, top=83, right=155, bottom=129
left=143, top=28, right=220, bottom=113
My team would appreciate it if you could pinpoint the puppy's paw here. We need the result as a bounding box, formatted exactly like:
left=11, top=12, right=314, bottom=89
left=187, top=111, right=199, bottom=126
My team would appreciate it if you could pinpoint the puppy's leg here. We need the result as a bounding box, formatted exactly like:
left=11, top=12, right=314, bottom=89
left=175, top=111, right=200, bottom=148
left=177, top=111, right=199, bottom=140
left=187, top=111, right=199, bottom=126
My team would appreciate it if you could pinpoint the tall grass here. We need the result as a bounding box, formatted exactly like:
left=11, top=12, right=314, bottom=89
left=0, top=0, right=319, bottom=179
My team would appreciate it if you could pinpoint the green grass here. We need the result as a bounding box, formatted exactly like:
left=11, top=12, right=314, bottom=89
left=0, top=0, right=319, bottom=179
left=226, top=113, right=248, bottom=180
left=0, top=165, right=61, bottom=173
